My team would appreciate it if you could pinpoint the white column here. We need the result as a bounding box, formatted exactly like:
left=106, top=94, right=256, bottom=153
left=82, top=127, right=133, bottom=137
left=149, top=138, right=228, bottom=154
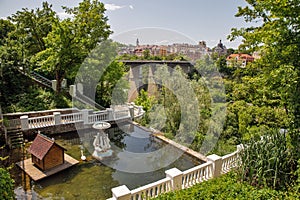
left=51, top=80, right=57, bottom=91
left=69, top=85, right=76, bottom=97
left=61, top=79, right=67, bottom=88
left=128, top=106, right=134, bottom=120
left=138, top=106, right=143, bottom=114
left=111, top=185, right=131, bottom=200
left=53, top=112, right=61, bottom=125
left=82, top=109, right=89, bottom=124
left=107, top=108, right=113, bottom=120
left=165, top=168, right=183, bottom=191
left=237, top=144, right=244, bottom=152
left=20, top=115, right=29, bottom=130
left=207, top=154, right=222, bottom=178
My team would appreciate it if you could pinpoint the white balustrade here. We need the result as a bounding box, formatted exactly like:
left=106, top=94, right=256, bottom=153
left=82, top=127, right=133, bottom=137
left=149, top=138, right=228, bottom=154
left=108, top=145, right=242, bottom=200
left=114, top=109, right=130, bottom=119
left=88, top=112, right=108, bottom=123
left=130, top=177, right=172, bottom=200
left=28, top=115, right=54, bottom=128
left=182, top=162, right=213, bottom=188
left=61, top=113, right=83, bottom=124
left=221, top=151, right=238, bottom=174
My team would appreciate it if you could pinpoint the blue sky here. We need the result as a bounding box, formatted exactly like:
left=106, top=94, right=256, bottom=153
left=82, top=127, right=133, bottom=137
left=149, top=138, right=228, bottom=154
left=0, top=0, right=251, bottom=48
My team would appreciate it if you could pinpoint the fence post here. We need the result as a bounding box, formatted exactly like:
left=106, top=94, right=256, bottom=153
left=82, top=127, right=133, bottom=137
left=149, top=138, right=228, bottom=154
left=237, top=144, right=244, bottom=152
left=107, top=108, right=113, bottom=120
left=69, top=85, right=76, bottom=97
left=51, top=80, right=57, bottom=91
left=82, top=109, right=89, bottom=124
left=138, top=106, right=143, bottom=114
left=128, top=106, right=134, bottom=120
left=165, top=168, right=183, bottom=191
left=53, top=112, right=61, bottom=125
left=111, top=185, right=131, bottom=200
left=207, top=154, right=222, bottom=178
left=20, top=115, right=29, bottom=130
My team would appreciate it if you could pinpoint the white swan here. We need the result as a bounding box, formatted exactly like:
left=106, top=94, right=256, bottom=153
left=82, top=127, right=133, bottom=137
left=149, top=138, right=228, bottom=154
left=80, top=150, right=86, bottom=161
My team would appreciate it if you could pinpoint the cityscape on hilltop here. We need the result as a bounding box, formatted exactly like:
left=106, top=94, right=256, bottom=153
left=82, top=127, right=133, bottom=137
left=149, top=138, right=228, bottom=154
left=118, top=39, right=228, bottom=61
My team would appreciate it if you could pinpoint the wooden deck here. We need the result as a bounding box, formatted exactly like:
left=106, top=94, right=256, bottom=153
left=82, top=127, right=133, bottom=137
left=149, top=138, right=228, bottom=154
left=16, top=154, right=79, bottom=181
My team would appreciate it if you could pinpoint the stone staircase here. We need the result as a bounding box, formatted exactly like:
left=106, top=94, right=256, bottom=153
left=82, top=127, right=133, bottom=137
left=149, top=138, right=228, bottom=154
left=7, top=130, right=24, bottom=149
left=17, top=68, right=105, bottom=110
left=29, top=71, right=52, bottom=88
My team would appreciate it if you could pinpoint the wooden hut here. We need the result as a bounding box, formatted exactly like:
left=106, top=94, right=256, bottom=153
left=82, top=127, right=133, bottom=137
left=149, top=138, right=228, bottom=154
left=28, top=133, right=66, bottom=171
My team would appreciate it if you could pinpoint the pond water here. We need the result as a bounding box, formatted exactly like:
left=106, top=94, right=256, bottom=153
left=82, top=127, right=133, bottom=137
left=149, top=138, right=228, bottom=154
left=11, top=123, right=204, bottom=200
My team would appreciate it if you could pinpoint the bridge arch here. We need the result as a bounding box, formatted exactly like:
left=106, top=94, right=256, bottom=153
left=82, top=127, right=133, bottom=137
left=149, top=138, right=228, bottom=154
left=119, top=60, right=196, bottom=101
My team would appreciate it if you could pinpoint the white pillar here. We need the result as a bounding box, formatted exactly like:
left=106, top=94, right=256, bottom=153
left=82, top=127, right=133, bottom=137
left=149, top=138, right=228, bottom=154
left=237, top=144, right=244, bottom=152
left=165, top=168, right=183, bottom=191
left=53, top=112, right=61, bottom=125
left=138, top=106, right=143, bottom=114
left=207, top=154, right=222, bottom=178
left=128, top=106, right=134, bottom=120
left=69, top=85, right=76, bottom=97
left=61, top=79, right=67, bottom=88
left=111, top=185, right=131, bottom=200
left=51, top=80, right=57, bottom=91
left=20, top=115, right=29, bottom=130
left=107, top=108, right=113, bottom=120
left=82, top=109, right=89, bottom=124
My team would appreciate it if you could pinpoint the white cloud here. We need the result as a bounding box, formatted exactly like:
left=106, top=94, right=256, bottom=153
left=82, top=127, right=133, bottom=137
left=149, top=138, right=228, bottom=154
left=0, top=16, right=7, bottom=20
left=129, top=5, right=134, bottom=10
left=57, top=12, right=73, bottom=19
left=105, top=4, right=124, bottom=11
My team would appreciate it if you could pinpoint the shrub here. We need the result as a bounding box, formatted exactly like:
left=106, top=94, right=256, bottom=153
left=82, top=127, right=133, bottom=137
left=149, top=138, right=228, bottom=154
left=0, top=168, right=15, bottom=200
left=237, top=129, right=299, bottom=190
left=154, top=173, right=292, bottom=200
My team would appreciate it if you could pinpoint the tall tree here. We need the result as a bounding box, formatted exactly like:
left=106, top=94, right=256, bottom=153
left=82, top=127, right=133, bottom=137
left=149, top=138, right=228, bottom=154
left=229, top=0, right=300, bottom=125
left=34, top=0, right=112, bottom=92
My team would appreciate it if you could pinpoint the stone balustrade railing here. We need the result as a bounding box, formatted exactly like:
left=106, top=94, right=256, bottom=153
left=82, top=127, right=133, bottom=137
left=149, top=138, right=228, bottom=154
left=182, top=162, right=213, bottom=188
left=221, top=151, right=239, bottom=174
left=13, top=104, right=144, bottom=131
left=88, top=112, right=108, bottom=123
left=28, top=115, right=55, bottom=129
left=108, top=145, right=242, bottom=200
left=61, top=112, right=83, bottom=124
left=130, top=177, right=172, bottom=200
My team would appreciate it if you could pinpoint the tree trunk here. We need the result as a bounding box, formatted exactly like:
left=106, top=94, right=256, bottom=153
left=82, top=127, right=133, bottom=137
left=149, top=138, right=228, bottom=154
left=55, top=70, right=63, bottom=93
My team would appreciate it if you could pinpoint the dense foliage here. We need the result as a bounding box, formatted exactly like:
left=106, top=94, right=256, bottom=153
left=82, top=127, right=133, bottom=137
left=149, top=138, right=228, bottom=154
left=238, top=129, right=300, bottom=190
left=0, top=0, right=115, bottom=112
left=154, top=173, right=299, bottom=200
left=0, top=145, right=15, bottom=200
left=0, top=168, right=15, bottom=200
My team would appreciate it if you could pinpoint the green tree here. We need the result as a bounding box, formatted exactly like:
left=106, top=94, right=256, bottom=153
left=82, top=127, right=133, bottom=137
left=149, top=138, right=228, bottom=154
left=33, top=0, right=112, bottom=92
left=229, top=0, right=300, bottom=126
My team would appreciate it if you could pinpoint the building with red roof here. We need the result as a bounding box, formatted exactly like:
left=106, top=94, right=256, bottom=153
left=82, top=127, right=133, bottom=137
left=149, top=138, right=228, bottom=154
left=28, top=133, right=66, bottom=171
left=226, top=53, right=255, bottom=68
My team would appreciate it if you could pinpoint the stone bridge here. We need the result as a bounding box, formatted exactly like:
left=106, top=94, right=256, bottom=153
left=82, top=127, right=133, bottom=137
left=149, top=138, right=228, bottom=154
left=119, top=60, right=196, bottom=102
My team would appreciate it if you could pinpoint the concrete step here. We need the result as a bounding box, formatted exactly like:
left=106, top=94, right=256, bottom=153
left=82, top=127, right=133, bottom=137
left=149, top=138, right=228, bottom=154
left=8, top=132, right=24, bottom=149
